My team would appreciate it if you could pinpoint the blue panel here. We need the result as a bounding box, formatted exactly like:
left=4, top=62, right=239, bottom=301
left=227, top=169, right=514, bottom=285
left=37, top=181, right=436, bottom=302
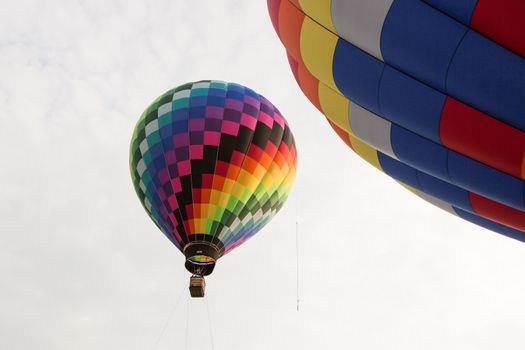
left=417, top=172, right=472, bottom=211
left=206, top=96, right=226, bottom=107
left=447, top=30, right=525, bottom=131
left=421, top=0, right=477, bottom=24
left=378, top=152, right=420, bottom=188
left=378, top=152, right=472, bottom=210
left=380, top=66, right=445, bottom=143
left=454, top=207, right=525, bottom=242
left=172, top=109, right=190, bottom=123
left=448, top=152, right=525, bottom=211
left=189, top=106, right=206, bottom=118
left=380, top=0, right=467, bottom=92
left=243, top=86, right=259, bottom=100
left=149, top=142, right=164, bottom=159
left=226, top=89, right=244, bottom=101
left=159, top=125, right=173, bottom=140
left=390, top=125, right=448, bottom=179
left=190, top=96, right=207, bottom=107
left=333, top=39, right=384, bottom=113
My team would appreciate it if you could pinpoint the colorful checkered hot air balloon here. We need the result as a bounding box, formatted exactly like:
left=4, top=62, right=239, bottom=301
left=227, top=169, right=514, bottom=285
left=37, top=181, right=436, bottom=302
left=268, top=0, right=525, bottom=240
left=130, top=81, right=297, bottom=296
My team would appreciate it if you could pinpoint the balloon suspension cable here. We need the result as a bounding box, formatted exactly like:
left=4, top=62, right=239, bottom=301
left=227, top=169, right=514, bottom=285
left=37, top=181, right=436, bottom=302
left=296, top=191, right=300, bottom=312
left=296, top=220, right=300, bottom=312
left=185, top=294, right=190, bottom=350
left=151, top=280, right=186, bottom=350
left=206, top=296, right=215, bottom=350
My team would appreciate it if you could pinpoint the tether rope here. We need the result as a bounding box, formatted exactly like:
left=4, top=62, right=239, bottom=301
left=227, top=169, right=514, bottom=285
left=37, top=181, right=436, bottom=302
left=185, top=294, right=190, bottom=350
left=296, top=184, right=300, bottom=312
left=151, top=282, right=186, bottom=350
left=205, top=296, right=215, bottom=350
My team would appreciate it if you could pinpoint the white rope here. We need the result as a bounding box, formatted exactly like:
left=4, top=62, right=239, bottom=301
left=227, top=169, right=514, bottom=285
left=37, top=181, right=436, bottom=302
left=296, top=186, right=300, bottom=312
left=205, top=296, right=215, bottom=350
left=151, top=283, right=186, bottom=350
left=296, top=219, right=300, bottom=312
left=185, top=294, right=190, bottom=350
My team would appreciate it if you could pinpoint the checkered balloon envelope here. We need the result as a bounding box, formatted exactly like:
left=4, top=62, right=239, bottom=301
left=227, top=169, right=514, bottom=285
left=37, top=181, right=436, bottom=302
left=130, top=81, right=297, bottom=276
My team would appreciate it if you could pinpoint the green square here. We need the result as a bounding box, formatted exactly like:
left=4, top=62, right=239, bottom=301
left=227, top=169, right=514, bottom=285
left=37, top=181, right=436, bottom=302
left=158, top=113, right=171, bottom=128
left=172, top=98, right=189, bottom=110
left=210, top=81, right=227, bottom=90
left=190, top=88, right=209, bottom=97
left=147, top=132, right=161, bottom=147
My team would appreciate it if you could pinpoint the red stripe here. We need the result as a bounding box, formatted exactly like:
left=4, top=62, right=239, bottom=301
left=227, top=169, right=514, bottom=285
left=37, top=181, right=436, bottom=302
left=286, top=52, right=300, bottom=83
left=470, top=192, right=525, bottom=232
left=276, top=0, right=304, bottom=65
left=470, top=0, right=525, bottom=57
left=327, top=119, right=353, bottom=150
left=440, top=97, right=525, bottom=179
left=267, top=0, right=282, bottom=36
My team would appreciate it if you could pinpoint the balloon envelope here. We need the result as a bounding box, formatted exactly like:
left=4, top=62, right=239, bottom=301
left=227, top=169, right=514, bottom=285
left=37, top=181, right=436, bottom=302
left=269, top=0, right=525, bottom=240
left=130, top=81, right=297, bottom=275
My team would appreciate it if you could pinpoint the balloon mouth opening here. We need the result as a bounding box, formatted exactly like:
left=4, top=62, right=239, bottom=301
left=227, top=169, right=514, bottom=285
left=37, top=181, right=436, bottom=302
left=183, top=236, right=224, bottom=276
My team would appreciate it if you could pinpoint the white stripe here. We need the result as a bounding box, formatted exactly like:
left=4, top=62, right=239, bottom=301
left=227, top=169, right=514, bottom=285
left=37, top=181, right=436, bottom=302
left=229, top=217, right=241, bottom=233
left=192, top=81, right=211, bottom=89
left=144, top=198, right=152, bottom=211
left=331, top=0, right=393, bottom=61
left=139, top=139, right=149, bottom=155
left=136, top=158, right=146, bottom=176
left=417, top=192, right=457, bottom=215
left=349, top=103, right=396, bottom=159
left=158, top=102, right=172, bottom=117
left=172, top=89, right=190, bottom=100
left=145, top=119, right=159, bottom=136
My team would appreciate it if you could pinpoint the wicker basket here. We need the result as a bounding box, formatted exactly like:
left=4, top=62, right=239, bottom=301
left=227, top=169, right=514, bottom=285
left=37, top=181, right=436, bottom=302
left=189, top=276, right=206, bottom=298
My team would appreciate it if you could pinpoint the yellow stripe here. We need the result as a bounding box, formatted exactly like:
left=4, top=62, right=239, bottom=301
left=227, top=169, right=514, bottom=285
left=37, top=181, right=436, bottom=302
left=298, top=0, right=336, bottom=33
left=318, top=82, right=351, bottom=133
left=398, top=182, right=419, bottom=195
left=347, top=134, right=382, bottom=171
left=300, top=16, right=339, bottom=91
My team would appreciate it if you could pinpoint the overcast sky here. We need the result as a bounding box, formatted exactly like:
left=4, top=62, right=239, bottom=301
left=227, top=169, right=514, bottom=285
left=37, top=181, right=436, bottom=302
left=2, top=1, right=525, bottom=349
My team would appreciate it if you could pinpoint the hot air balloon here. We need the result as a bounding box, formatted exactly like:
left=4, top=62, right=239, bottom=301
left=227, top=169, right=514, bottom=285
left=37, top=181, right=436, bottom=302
left=130, top=81, right=297, bottom=297
left=268, top=0, right=525, bottom=240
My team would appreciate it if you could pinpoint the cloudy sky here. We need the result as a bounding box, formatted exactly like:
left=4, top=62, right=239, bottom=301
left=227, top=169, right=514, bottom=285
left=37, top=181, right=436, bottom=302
left=2, top=1, right=525, bottom=349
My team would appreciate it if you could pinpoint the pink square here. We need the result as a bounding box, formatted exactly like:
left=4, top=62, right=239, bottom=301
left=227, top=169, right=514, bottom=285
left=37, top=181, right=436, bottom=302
left=221, top=120, right=240, bottom=136
left=206, top=106, right=224, bottom=118
left=165, top=150, right=176, bottom=165
left=171, top=177, right=182, bottom=193
left=273, top=112, right=285, bottom=128
left=259, top=97, right=270, bottom=109
left=168, top=212, right=178, bottom=225
left=173, top=133, right=189, bottom=146
left=225, top=98, right=243, bottom=111
left=159, top=205, right=168, bottom=218
left=189, top=118, right=205, bottom=131
left=190, top=145, right=203, bottom=159
left=244, top=95, right=259, bottom=108
left=258, top=112, right=274, bottom=129
left=157, top=168, right=169, bottom=184
left=177, top=159, right=191, bottom=176
left=168, top=196, right=178, bottom=210
left=204, top=131, right=221, bottom=146
left=240, top=113, right=257, bottom=130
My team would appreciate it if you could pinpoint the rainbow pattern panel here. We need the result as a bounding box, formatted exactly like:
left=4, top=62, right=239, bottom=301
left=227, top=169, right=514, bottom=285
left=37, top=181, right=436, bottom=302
left=130, top=81, right=297, bottom=257
left=268, top=0, right=525, bottom=240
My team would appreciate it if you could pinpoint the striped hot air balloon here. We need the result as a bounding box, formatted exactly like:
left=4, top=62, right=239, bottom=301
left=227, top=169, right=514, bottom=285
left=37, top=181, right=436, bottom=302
left=130, top=81, right=296, bottom=295
left=268, top=0, right=525, bottom=240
